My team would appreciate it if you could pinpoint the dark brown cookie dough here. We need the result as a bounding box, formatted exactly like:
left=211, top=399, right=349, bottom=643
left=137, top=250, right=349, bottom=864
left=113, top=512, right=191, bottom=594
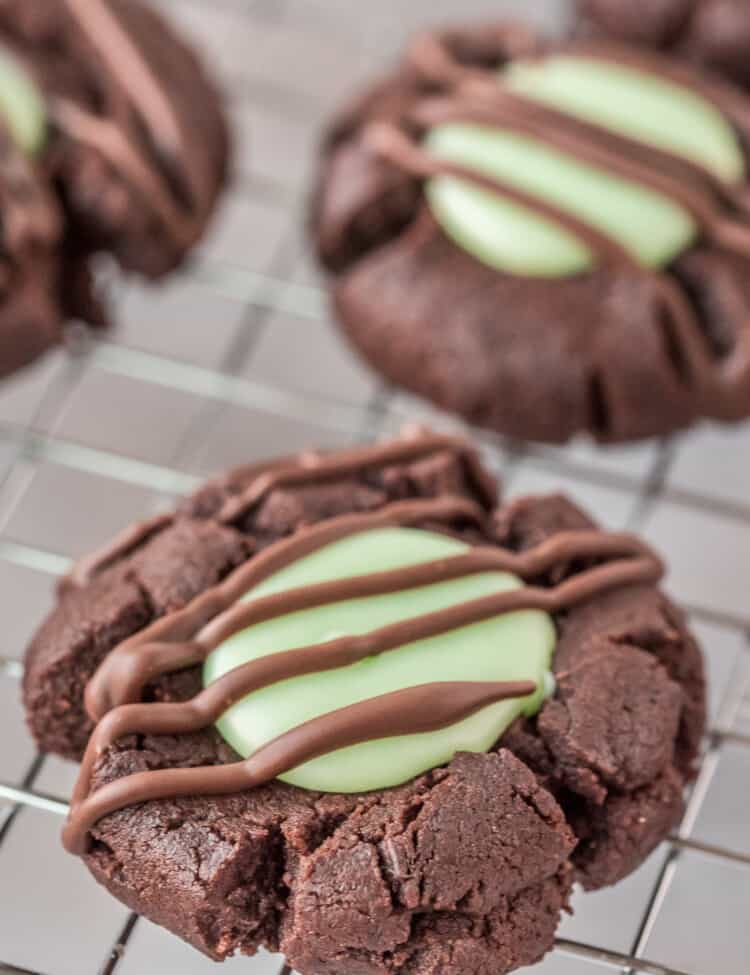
left=0, top=123, right=69, bottom=377
left=0, top=0, right=230, bottom=276
left=578, top=0, right=750, bottom=90
left=312, top=23, right=750, bottom=443
left=0, top=0, right=229, bottom=378
left=23, top=433, right=705, bottom=974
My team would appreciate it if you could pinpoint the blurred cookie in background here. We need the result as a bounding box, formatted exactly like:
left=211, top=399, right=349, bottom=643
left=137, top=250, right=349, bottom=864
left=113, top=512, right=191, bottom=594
left=578, top=0, right=750, bottom=90
left=0, top=73, right=67, bottom=379
left=312, top=21, right=750, bottom=444
left=0, top=0, right=230, bottom=379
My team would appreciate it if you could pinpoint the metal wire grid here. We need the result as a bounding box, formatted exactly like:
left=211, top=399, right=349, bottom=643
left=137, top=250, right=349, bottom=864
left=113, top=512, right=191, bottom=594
left=0, top=0, right=748, bottom=973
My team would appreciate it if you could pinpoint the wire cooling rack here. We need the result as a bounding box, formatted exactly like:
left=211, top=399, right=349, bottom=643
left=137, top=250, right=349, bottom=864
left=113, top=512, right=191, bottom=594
left=0, top=1, right=749, bottom=973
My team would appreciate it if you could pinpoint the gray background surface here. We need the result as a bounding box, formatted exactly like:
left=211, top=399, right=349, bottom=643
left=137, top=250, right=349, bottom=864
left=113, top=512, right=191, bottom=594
left=0, top=1, right=748, bottom=973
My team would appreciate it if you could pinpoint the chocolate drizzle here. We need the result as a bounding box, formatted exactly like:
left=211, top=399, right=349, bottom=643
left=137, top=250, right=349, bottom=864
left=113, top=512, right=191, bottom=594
left=566, top=40, right=750, bottom=136
left=62, top=0, right=183, bottom=154
left=365, top=122, right=640, bottom=271
left=65, top=432, right=494, bottom=590
left=215, top=431, right=498, bottom=525
left=49, top=0, right=213, bottom=246
left=63, top=434, right=666, bottom=855
left=64, top=681, right=535, bottom=854
left=412, top=86, right=750, bottom=246
left=83, top=495, right=489, bottom=719
left=366, top=37, right=750, bottom=416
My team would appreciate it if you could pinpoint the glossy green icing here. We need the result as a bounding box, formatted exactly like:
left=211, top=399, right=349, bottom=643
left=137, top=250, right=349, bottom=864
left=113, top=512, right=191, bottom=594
left=425, top=125, right=696, bottom=276
left=505, top=56, right=744, bottom=184
left=425, top=54, right=744, bottom=277
left=204, top=527, right=555, bottom=794
left=0, top=50, right=46, bottom=156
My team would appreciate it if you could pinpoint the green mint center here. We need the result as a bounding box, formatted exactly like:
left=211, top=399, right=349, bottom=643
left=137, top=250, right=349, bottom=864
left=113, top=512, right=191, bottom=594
left=204, top=527, right=555, bottom=794
left=425, top=54, right=744, bottom=277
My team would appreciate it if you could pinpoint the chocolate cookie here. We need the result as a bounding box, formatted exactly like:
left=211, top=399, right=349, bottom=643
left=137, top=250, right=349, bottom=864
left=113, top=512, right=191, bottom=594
left=23, top=431, right=705, bottom=975
left=0, top=0, right=228, bottom=378
left=578, top=0, right=750, bottom=90
left=0, top=109, right=69, bottom=378
left=312, top=23, right=750, bottom=443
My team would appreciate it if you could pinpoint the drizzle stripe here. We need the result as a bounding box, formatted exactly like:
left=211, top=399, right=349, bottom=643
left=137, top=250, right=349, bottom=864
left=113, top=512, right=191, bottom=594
left=408, top=37, right=750, bottom=213
left=365, top=122, right=639, bottom=269
left=67, top=520, right=661, bottom=851
left=51, top=98, right=191, bottom=239
left=84, top=495, right=488, bottom=719
left=565, top=41, right=750, bottom=136
left=65, top=453, right=310, bottom=589
left=85, top=519, right=656, bottom=721
left=414, top=90, right=750, bottom=256
left=72, top=548, right=660, bottom=808
left=216, top=432, right=497, bottom=524
left=195, top=530, right=658, bottom=651
left=63, top=680, right=536, bottom=854
left=61, top=0, right=183, bottom=153
left=408, top=31, right=750, bottom=139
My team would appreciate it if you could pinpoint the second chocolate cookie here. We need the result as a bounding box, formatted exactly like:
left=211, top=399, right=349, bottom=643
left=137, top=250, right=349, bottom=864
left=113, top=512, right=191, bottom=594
left=313, top=22, right=750, bottom=443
